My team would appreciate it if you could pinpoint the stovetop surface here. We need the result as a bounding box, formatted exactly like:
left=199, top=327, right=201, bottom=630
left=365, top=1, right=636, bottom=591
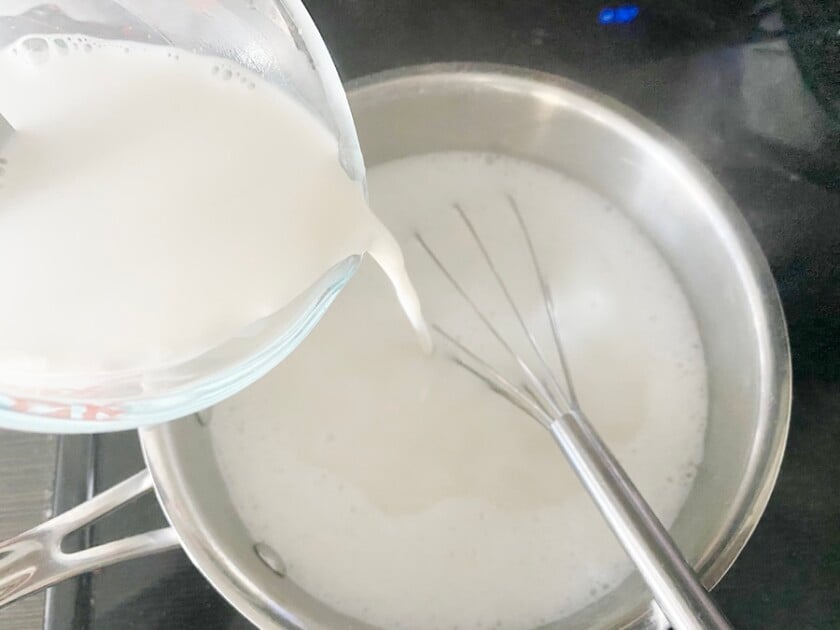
left=8, top=1, right=839, bottom=629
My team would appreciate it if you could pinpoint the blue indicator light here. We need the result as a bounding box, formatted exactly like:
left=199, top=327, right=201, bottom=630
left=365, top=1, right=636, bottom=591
left=616, top=5, right=640, bottom=22
left=599, top=8, right=615, bottom=24
left=599, top=4, right=639, bottom=25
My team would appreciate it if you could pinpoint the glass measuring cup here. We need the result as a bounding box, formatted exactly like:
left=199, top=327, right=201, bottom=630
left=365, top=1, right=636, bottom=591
left=0, top=0, right=365, bottom=433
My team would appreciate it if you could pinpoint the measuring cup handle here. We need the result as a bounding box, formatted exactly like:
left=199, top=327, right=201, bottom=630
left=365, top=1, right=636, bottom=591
left=0, top=469, right=179, bottom=609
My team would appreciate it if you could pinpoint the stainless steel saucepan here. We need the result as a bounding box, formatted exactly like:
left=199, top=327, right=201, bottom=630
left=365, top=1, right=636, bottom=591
left=0, top=65, right=791, bottom=629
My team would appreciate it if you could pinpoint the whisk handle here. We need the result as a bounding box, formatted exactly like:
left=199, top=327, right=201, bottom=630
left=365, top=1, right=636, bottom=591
left=549, top=411, right=732, bottom=630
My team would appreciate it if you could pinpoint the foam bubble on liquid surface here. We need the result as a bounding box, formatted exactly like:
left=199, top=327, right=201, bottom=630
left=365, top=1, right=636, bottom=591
left=0, top=35, right=423, bottom=385
left=211, top=153, right=709, bottom=630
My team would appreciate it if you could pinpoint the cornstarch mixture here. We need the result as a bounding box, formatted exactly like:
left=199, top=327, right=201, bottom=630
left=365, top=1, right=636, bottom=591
left=211, top=153, right=709, bottom=630
left=0, top=35, right=425, bottom=388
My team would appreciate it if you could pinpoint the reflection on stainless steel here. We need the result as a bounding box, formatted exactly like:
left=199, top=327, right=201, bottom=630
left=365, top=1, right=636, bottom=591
left=0, top=65, right=792, bottom=629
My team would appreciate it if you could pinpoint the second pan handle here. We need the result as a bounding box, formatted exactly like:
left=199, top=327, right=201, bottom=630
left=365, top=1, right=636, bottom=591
left=0, top=469, right=180, bottom=609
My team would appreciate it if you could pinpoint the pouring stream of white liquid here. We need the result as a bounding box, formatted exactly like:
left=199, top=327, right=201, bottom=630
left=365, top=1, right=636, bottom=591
left=0, top=113, right=13, bottom=148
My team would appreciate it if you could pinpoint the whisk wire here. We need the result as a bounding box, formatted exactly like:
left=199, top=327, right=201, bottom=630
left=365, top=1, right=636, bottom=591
left=505, top=194, right=580, bottom=408
left=450, top=203, right=572, bottom=412
left=433, top=325, right=552, bottom=430
left=414, top=231, right=564, bottom=419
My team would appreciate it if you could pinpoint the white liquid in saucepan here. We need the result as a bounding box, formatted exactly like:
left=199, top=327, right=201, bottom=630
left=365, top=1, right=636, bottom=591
left=211, top=153, right=709, bottom=630
left=0, top=36, right=426, bottom=386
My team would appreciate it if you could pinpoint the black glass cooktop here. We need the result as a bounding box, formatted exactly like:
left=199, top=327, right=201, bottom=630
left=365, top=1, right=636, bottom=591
left=45, top=1, right=840, bottom=629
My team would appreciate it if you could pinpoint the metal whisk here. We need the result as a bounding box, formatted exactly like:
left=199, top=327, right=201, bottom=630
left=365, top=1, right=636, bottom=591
left=415, top=197, right=732, bottom=630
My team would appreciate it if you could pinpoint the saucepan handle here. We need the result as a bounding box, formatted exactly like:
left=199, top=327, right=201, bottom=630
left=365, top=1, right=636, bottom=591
left=0, top=469, right=180, bottom=608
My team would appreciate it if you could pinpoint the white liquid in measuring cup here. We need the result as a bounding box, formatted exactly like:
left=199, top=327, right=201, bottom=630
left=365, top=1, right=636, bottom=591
left=0, top=35, right=426, bottom=386
left=211, top=153, right=709, bottom=630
